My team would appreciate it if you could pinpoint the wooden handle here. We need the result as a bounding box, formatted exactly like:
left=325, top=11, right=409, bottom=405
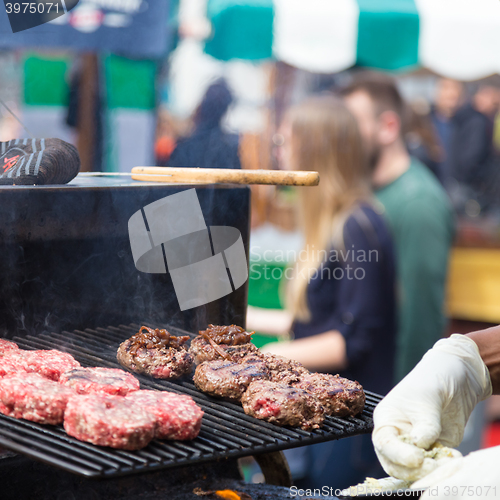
left=131, top=167, right=319, bottom=186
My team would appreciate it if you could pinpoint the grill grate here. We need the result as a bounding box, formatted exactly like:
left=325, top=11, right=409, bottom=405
left=0, top=324, right=383, bottom=478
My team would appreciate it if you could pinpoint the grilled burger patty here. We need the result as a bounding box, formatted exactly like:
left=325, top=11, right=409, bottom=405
left=292, top=372, right=365, bottom=417
left=64, top=394, right=156, bottom=450
left=261, top=354, right=309, bottom=385
left=189, top=336, right=259, bottom=365
left=193, top=357, right=270, bottom=400
left=126, top=390, right=204, bottom=440
left=117, top=326, right=193, bottom=380
left=60, top=367, right=141, bottom=396
left=189, top=324, right=258, bottom=364
left=0, top=373, right=75, bottom=425
left=241, top=380, right=325, bottom=430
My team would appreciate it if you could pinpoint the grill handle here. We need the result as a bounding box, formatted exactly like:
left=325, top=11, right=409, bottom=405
left=131, top=167, right=320, bottom=186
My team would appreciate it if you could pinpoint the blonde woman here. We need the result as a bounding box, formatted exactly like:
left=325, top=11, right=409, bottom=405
left=249, top=96, right=397, bottom=489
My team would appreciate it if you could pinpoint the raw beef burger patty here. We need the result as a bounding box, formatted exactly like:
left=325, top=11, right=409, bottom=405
left=0, top=373, right=75, bottom=424
left=21, top=350, right=80, bottom=381
left=241, top=380, right=325, bottom=430
left=117, top=326, right=193, bottom=379
left=293, top=373, right=365, bottom=417
left=126, top=390, right=204, bottom=440
left=64, top=394, right=156, bottom=450
left=193, top=357, right=269, bottom=401
left=189, top=324, right=258, bottom=364
left=0, top=339, right=19, bottom=355
left=59, top=367, right=140, bottom=396
left=0, top=351, right=26, bottom=378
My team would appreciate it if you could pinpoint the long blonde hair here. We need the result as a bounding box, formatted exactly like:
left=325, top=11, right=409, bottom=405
left=285, top=96, right=372, bottom=321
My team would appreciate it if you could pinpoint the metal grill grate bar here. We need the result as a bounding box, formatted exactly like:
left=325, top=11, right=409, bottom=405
left=0, top=324, right=383, bottom=478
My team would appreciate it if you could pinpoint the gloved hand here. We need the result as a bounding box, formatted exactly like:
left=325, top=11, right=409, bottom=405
left=372, top=334, right=492, bottom=481
left=411, top=445, right=500, bottom=499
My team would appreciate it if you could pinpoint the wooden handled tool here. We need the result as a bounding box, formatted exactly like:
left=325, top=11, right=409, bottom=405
left=131, top=167, right=319, bottom=186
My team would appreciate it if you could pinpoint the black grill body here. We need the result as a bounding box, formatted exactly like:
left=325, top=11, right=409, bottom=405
left=0, top=178, right=250, bottom=336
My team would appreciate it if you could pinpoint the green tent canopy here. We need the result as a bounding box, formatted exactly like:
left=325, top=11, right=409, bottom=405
left=204, top=0, right=500, bottom=80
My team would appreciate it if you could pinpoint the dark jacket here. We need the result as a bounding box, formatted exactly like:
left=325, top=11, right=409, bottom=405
left=432, top=104, right=492, bottom=188
left=166, top=124, right=241, bottom=170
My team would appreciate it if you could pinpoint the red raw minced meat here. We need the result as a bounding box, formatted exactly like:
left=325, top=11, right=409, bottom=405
left=0, top=351, right=26, bottom=378
left=64, top=394, right=156, bottom=450
left=126, top=390, right=204, bottom=440
left=0, top=373, right=75, bottom=425
left=21, top=350, right=80, bottom=381
left=59, top=367, right=140, bottom=396
left=0, top=340, right=19, bottom=355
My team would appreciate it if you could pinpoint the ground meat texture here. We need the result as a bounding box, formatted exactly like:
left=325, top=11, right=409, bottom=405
left=0, top=340, right=19, bottom=355
left=241, top=380, right=325, bottom=430
left=189, top=336, right=259, bottom=365
left=0, top=351, right=26, bottom=378
left=117, top=337, right=193, bottom=380
left=21, top=350, right=80, bottom=381
left=0, top=373, right=75, bottom=425
left=193, top=357, right=270, bottom=401
left=59, top=367, right=140, bottom=396
left=64, top=394, right=156, bottom=450
left=261, top=354, right=309, bottom=385
left=126, top=390, right=204, bottom=440
left=293, top=373, right=365, bottom=417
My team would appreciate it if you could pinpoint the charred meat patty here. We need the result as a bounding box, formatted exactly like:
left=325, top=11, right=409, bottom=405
left=0, top=373, right=75, bottom=425
left=126, top=390, right=204, bottom=440
left=117, top=326, right=193, bottom=380
left=59, top=367, right=140, bottom=396
left=193, top=357, right=269, bottom=401
left=189, top=324, right=258, bottom=364
left=241, top=380, right=325, bottom=430
left=64, top=394, right=156, bottom=450
left=261, top=354, right=309, bottom=385
left=293, top=372, right=365, bottom=417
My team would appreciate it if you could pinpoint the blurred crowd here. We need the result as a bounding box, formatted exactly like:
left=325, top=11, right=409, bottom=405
left=407, top=77, right=500, bottom=217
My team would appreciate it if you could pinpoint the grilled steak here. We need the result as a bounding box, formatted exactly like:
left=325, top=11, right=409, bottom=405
left=0, top=373, right=75, bottom=425
left=0, top=339, right=19, bottom=355
left=64, top=394, right=156, bottom=450
left=189, top=324, right=258, bottom=364
left=193, top=357, right=269, bottom=401
left=117, top=326, right=193, bottom=380
left=60, top=367, right=140, bottom=396
left=293, top=372, right=365, bottom=417
left=126, top=390, right=204, bottom=440
left=241, top=380, right=325, bottom=430
left=21, top=350, right=81, bottom=381
left=261, top=354, right=309, bottom=385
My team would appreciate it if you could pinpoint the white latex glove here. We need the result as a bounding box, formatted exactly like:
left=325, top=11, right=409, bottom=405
left=412, top=445, right=500, bottom=499
left=372, top=334, right=492, bottom=481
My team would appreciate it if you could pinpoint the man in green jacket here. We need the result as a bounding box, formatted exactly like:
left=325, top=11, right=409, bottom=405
left=343, top=73, right=455, bottom=383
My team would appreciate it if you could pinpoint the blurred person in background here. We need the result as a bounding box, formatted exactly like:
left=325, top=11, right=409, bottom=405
left=406, top=99, right=444, bottom=184
left=249, top=95, right=397, bottom=489
left=431, top=78, right=492, bottom=205
left=341, top=72, right=454, bottom=386
left=163, top=78, right=241, bottom=170
left=154, top=108, right=182, bottom=165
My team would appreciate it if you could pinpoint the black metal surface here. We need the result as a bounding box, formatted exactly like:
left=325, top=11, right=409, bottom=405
left=0, top=324, right=382, bottom=479
left=0, top=182, right=250, bottom=336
